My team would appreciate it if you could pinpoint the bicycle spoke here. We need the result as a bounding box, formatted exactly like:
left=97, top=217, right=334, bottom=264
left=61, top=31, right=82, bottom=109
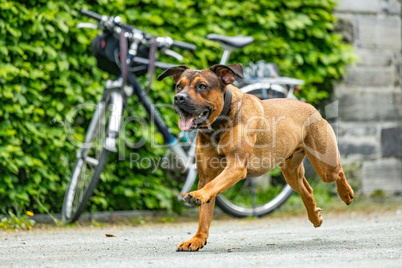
left=249, top=178, right=257, bottom=217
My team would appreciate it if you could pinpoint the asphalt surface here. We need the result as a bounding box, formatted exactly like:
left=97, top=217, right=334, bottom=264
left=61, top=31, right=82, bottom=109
left=1, top=210, right=401, bottom=268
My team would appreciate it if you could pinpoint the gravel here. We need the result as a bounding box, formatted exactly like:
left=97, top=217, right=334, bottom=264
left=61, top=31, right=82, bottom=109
left=1, top=210, right=401, bottom=267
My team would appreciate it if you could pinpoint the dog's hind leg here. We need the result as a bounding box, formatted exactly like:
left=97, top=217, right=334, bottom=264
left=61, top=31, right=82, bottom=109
left=307, top=154, right=354, bottom=205
left=281, top=149, right=323, bottom=228
left=303, top=118, right=354, bottom=205
left=335, top=167, right=354, bottom=205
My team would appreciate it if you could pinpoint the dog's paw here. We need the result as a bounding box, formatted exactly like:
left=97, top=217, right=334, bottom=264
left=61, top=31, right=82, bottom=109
left=313, top=207, right=323, bottom=228
left=337, top=182, right=354, bottom=205
left=182, top=190, right=210, bottom=207
left=177, top=236, right=207, bottom=252
left=308, top=207, right=323, bottom=228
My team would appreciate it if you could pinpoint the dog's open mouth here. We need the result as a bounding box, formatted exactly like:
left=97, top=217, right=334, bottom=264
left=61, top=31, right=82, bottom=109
left=177, top=107, right=211, bottom=131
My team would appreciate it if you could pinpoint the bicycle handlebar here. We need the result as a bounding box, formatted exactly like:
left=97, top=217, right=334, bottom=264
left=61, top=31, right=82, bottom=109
left=172, top=40, right=196, bottom=51
left=80, top=9, right=196, bottom=52
left=80, top=9, right=103, bottom=21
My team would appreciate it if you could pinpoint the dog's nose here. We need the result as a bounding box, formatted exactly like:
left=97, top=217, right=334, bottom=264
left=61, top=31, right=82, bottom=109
left=174, top=93, right=188, bottom=104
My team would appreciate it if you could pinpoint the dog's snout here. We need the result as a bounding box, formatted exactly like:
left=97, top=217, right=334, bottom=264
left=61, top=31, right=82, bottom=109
left=174, top=93, right=189, bottom=104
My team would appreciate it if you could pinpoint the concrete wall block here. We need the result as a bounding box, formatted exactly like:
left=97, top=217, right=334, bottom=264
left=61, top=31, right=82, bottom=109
left=334, top=85, right=399, bottom=95
left=337, top=122, right=378, bottom=137
left=336, top=0, right=382, bottom=13
left=335, top=16, right=355, bottom=43
left=355, top=49, right=396, bottom=67
left=361, top=158, right=402, bottom=195
left=382, top=0, right=402, bottom=14
left=343, top=66, right=396, bottom=87
left=381, top=126, right=402, bottom=157
left=338, top=137, right=378, bottom=156
left=357, top=16, right=401, bottom=50
left=338, top=91, right=401, bottom=122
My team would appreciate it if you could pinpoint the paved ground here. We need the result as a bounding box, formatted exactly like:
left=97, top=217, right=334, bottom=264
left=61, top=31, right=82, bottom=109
left=1, top=210, right=401, bottom=267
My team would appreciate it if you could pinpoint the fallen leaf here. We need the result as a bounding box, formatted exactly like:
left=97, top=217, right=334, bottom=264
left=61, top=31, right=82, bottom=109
left=105, top=234, right=118, bottom=237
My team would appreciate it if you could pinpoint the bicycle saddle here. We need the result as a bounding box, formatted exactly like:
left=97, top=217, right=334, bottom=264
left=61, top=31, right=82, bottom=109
left=206, top=34, right=254, bottom=48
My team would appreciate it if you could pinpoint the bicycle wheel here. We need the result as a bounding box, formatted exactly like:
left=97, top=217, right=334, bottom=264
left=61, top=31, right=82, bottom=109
left=62, top=101, right=111, bottom=223
left=215, top=85, right=294, bottom=218
left=216, top=169, right=293, bottom=218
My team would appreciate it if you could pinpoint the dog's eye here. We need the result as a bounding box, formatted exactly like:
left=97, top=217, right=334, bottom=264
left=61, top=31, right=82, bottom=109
left=199, top=84, right=207, bottom=90
left=176, top=84, right=183, bottom=91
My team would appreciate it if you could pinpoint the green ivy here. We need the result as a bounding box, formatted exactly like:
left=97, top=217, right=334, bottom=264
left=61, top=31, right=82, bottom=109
left=0, top=0, right=356, bottom=214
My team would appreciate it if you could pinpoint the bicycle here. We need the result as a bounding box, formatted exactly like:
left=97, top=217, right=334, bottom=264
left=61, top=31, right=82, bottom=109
left=62, top=10, right=304, bottom=223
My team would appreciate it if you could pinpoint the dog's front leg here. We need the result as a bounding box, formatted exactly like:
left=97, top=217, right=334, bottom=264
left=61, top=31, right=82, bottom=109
left=178, top=125, right=254, bottom=251
left=185, top=167, right=247, bottom=205
left=183, top=125, right=253, bottom=206
left=182, top=156, right=248, bottom=205
left=177, top=164, right=222, bottom=252
left=177, top=197, right=215, bottom=252
left=178, top=165, right=247, bottom=252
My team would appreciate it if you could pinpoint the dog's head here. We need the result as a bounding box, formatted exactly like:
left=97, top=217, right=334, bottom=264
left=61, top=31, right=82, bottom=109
left=157, top=64, right=243, bottom=131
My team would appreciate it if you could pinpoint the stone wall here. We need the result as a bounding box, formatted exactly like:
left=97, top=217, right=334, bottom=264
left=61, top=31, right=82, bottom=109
left=333, top=0, right=402, bottom=195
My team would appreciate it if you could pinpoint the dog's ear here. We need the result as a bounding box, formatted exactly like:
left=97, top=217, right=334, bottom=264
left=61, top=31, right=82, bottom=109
left=157, top=65, right=189, bottom=83
left=210, top=63, right=243, bottom=85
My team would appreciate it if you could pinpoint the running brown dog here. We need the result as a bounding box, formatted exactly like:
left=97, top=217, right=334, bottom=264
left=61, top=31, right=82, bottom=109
left=158, top=63, right=354, bottom=252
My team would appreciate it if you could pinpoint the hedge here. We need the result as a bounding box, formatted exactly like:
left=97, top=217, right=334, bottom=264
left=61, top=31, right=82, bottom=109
left=0, top=0, right=356, bottom=215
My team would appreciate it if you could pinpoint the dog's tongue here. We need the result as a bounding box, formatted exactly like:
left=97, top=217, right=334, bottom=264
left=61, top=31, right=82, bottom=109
left=178, top=116, right=194, bottom=131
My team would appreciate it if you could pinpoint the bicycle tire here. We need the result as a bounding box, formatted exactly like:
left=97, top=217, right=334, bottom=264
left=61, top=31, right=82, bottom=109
left=62, top=149, right=109, bottom=223
left=62, top=99, right=113, bottom=223
left=215, top=85, right=294, bottom=218
left=215, top=183, right=293, bottom=218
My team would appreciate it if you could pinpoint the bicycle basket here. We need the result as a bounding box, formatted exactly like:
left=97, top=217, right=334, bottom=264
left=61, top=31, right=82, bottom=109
left=91, top=33, right=149, bottom=76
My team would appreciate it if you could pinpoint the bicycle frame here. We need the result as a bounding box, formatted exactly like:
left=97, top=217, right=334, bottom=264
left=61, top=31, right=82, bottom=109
left=219, top=44, right=234, bottom=65
left=98, top=72, right=192, bottom=174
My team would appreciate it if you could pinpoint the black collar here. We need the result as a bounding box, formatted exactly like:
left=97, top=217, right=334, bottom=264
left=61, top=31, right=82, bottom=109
left=198, top=85, right=232, bottom=132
